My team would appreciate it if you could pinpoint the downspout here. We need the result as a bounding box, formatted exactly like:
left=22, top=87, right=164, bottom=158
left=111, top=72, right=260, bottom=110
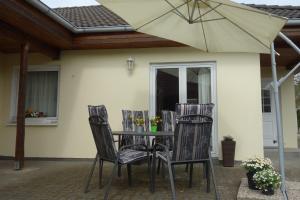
left=25, top=0, right=134, bottom=33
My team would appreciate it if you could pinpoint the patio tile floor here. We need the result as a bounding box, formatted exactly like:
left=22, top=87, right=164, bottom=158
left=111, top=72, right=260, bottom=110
left=0, top=150, right=299, bottom=200
left=0, top=160, right=244, bottom=200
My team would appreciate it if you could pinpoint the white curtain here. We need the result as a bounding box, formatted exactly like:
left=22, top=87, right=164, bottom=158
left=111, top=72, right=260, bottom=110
left=25, top=71, right=58, bottom=117
left=198, top=68, right=211, bottom=104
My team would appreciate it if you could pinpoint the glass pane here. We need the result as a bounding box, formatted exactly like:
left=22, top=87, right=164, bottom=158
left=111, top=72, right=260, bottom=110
left=261, top=89, right=271, bottom=113
left=25, top=71, right=58, bottom=117
left=264, top=98, right=270, bottom=105
left=264, top=106, right=271, bottom=113
left=156, top=68, right=179, bottom=115
left=187, top=68, right=211, bottom=104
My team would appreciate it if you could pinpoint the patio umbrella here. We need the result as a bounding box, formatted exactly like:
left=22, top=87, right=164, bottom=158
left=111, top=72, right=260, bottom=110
left=99, top=0, right=287, bottom=53
left=98, top=0, right=289, bottom=199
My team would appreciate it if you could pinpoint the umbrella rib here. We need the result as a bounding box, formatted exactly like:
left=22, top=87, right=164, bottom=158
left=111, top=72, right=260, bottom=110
left=197, top=2, right=208, bottom=52
left=194, top=17, right=225, bottom=23
left=137, top=0, right=192, bottom=30
left=164, top=0, right=189, bottom=22
left=206, top=0, right=287, bottom=20
left=192, top=3, right=222, bottom=23
left=200, top=0, right=270, bottom=50
left=190, top=0, right=198, bottom=22
left=186, top=0, right=191, bottom=22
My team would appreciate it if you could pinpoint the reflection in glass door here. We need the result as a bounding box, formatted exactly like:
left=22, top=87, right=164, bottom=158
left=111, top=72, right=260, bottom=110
left=187, top=68, right=211, bottom=104
left=156, top=68, right=179, bottom=115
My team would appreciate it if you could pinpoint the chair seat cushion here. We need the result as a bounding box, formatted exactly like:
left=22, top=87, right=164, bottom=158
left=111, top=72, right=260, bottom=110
left=157, top=151, right=173, bottom=162
left=119, top=149, right=148, bottom=164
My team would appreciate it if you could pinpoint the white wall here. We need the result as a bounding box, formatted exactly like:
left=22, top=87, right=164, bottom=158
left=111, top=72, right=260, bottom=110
left=0, top=47, right=264, bottom=160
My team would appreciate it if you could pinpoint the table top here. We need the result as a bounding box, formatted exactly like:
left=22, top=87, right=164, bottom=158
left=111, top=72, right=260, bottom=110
left=112, top=131, right=173, bottom=136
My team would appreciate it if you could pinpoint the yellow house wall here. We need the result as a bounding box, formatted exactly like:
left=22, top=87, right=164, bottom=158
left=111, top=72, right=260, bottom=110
left=261, top=68, right=298, bottom=148
left=0, top=47, right=264, bottom=160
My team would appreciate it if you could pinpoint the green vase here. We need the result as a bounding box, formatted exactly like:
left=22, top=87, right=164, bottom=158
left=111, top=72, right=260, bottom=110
left=151, top=125, right=157, bottom=132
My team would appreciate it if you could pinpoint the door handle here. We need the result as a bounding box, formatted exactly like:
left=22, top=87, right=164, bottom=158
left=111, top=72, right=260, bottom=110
left=273, top=140, right=277, bottom=144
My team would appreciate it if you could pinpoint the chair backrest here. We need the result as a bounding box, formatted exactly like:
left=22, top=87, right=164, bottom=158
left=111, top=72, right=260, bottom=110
left=160, top=110, right=176, bottom=148
left=171, top=103, right=214, bottom=162
left=171, top=114, right=213, bottom=162
left=88, top=105, right=117, bottom=161
left=121, top=110, right=149, bottom=146
left=175, top=103, right=214, bottom=118
left=161, top=110, right=176, bottom=132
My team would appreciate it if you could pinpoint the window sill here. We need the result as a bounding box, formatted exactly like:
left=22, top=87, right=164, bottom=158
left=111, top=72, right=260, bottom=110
left=7, top=118, right=58, bottom=126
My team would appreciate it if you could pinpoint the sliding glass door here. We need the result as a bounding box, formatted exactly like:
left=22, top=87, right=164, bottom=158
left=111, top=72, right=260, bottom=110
left=150, top=62, right=217, bottom=156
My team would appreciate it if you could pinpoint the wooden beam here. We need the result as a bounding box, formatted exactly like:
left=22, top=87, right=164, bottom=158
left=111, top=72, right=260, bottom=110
left=0, top=21, right=60, bottom=59
left=15, top=41, right=30, bottom=170
left=0, top=0, right=72, bottom=49
left=71, top=32, right=185, bottom=49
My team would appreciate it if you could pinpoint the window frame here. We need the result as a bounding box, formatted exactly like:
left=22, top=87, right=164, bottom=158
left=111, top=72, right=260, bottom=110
left=9, top=65, right=60, bottom=126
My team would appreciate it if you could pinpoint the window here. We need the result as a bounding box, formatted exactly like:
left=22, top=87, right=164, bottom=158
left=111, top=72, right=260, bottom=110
left=261, top=89, right=271, bottom=113
left=10, top=66, right=59, bottom=125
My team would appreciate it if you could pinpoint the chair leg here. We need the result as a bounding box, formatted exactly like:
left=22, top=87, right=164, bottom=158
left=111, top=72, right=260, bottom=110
left=171, top=165, right=176, bottom=180
left=167, top=161, right=176, bottom=200
left=147, top=153, right=152, bottom=192
left=99, top=159, right=103, bottom=189
left=84, top=153, right=98, bottom=193
left=185, top=164, right=189, bottom=173
left=104, top=161, right=118, bottom=200
left=151, top=153, right=157, bottom=193
left=162, top=162, right=165, bottom=179
left=209, top=153, right=220, bottom=200
left=127, top=164, right=132, bottom=186
left=118, top=165, right=122, bottom=177
left=157, top=159, right=161, bottom=175
left=203, top=162, right=207, bottom=179
left=189, top=163, right=193, bottom=188
left=206, top=161, right=210, bottom=193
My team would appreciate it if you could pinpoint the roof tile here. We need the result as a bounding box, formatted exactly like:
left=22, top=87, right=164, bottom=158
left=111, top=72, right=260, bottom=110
left=53, top=4, right=300, bottom=29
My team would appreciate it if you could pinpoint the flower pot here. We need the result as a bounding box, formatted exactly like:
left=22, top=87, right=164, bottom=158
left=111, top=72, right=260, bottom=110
left=222, top=140, right=236, bottom=167
left=136, top=126, right=144, bottom=133
left=151, top=125, right=157, bottom=132
left=262, top=186, right=275, bottom=195
left=246, top=171, right=259, bottom=190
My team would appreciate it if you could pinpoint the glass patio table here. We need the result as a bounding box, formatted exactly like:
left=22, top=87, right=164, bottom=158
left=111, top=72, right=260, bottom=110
left=112, top=131, right=173, bottom=148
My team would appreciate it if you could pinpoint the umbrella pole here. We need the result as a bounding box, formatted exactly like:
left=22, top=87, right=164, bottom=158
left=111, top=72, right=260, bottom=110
left=270, top=42, right=288, bottom=200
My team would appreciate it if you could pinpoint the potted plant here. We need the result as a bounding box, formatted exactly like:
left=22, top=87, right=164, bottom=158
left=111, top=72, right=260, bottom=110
left=134, top=117, right=145, bottom=133
left=150, top=116, right=161, bottom=133
left=221, top=135, right=236, bottom=167
left=253, top=169, right=281, bottom=195
left=241, top=157, right=273, bottom=190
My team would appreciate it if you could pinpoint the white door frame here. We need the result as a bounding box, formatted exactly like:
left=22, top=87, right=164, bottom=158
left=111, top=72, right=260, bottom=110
left=262, top=79, right=278, bottom=147
left=149, top=62, right=218, bottom=157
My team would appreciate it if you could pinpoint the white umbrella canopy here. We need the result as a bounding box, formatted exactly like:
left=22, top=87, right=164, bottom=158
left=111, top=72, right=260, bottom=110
left=99, top=0, right=287, bottom=53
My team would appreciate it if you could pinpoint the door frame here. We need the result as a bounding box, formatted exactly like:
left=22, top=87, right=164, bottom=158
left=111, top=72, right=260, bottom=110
left=149, top=61, right=218, bottom=157
left=261, top=78, right=278, bottom=147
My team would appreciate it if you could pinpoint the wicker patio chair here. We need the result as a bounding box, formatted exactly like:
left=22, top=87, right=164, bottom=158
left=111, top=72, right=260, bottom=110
left=155, top=110, right=175, bottom=176
left=176, top=103, right=215, bottom=186
left=84, top=105, right=151, bottom=198
left=151, top=113, right=220, bottom=200
left=121, top=110, right=150, bottom=147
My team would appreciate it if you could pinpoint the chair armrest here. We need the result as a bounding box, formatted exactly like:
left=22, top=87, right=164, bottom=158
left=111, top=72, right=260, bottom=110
left=118, top=144, right=148, bottom=152
left=153, top=143, right=170, bottom=153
